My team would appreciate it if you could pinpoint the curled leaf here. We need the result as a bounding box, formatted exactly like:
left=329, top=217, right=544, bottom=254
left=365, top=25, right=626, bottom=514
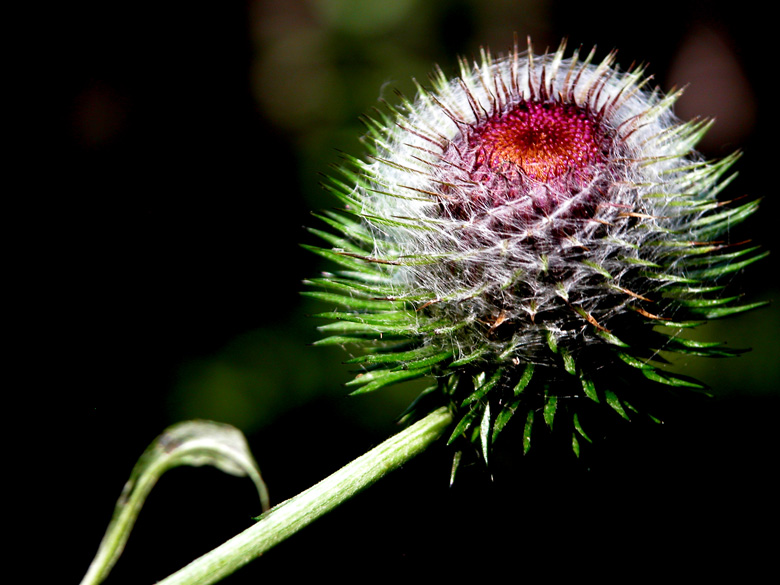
left=80, top=420, right=268, bottom=585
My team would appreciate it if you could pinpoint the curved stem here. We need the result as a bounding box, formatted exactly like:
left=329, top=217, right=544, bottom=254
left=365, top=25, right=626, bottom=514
left=155, top=407, right=453, bottom=585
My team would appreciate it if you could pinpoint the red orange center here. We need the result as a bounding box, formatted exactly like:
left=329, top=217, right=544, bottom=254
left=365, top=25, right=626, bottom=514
left=473, top=102, right=605, bottom=182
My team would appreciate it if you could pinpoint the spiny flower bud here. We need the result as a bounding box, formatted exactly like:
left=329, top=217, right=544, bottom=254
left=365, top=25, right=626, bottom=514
left=304, top=40, right=766, bottom=461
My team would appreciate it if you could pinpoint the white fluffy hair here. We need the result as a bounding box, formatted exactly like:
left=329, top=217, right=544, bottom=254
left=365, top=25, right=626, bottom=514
left=353, top=41, right=720, bottom=365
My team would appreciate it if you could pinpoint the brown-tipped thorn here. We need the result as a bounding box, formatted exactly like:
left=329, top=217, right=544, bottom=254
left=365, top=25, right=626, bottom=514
left=632, top=306, right=670, bottom=320
left=615, top=286, right=653, bottom=302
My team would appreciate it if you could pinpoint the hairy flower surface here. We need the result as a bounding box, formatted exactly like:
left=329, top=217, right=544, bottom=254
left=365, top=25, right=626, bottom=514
left=305, top=41, right=765, bottom=460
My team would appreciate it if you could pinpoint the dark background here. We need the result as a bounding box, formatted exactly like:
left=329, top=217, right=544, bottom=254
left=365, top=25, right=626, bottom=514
left=35, top=0, right=778, bottom=581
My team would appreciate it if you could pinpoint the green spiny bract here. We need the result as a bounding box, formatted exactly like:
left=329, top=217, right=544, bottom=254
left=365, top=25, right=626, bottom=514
left=304, top=41, right=766, bottom=463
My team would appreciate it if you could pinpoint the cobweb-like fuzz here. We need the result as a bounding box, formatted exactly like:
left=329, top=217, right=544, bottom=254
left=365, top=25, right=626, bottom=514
left=304, top=40, right=766, bottom=462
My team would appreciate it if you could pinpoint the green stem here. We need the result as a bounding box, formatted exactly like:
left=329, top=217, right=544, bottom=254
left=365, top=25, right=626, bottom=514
left=80, top=449, right=170, bottom=585
left=156, top=407, right=453, bottom=585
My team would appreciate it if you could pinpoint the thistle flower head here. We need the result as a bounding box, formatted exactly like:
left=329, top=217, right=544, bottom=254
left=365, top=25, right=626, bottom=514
left=306, top=41, right=766, bottom=461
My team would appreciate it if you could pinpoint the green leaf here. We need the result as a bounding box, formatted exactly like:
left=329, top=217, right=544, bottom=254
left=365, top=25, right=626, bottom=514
left=344, top=343, right=443, bottom=365
left=304, top=277, right=397, bottom=299
left=543, top=394, right=558, bottom=429
left=623, top=398, right=640, bottom=414
left=618, top=256, right=661, bottom=267
left=302, top=244, right=384, bottom=275
left=664, top=336, right=729, bottom=349
left=394, top=253, right=456, bottom=266
left=346, top=368, right=430, bottom=395
left=311, top=211, right=376, bottom=247
left=688, top=300, right=769, bottom=319
left=480, top=403, right=491, bottom=465
left=573, top=413, right=592, bottom=443
left=673, top=295, right=741, bottom=308
left=659, top=336, right=746, bottom=357
left=317, top=320, right=407, bottom=338
left=642, top=368, right=706, bottom=389
left=319, top=175, right=363, bottom=209
left=448, top=407, right=480, bottom=444
left=315, top=310, right=417, bottom=327
left=522, top=410, right=534, bottom=455
left=80, top=421, right=268, bottom=585
left=513, top=363, right=535, bottom=395
left=450, top=347, right=490, bottom=368
left=688, top=198, right=760, bottom=230
left=605, top=390, right=630, bottom=420
left=396, top=350, right=455, bottom=370
left=595, top=328, right=629, bottom=347
left=461, top=369, right=504, bottom=406
left=359, top=211, right=436, bottom=231
left=659, top=242, right=729, bottom=257
left=660, top=285, right=724, bottom=299
left=415, top=316, right=471, bottom=335
left=616, top=351, right=654, bottom=370
left=311, top=335, right=376, bottom=346
left=581, top=259, right=614, bottom=279
left=690, top=251, right=769, bottom=280
left=580, top=373, right=599, bottom=403
left=653, top=319, right=707, bottom=328
left=545, top=329, right=559, bottom=353
left=560, top=348, right=576, bottom=375
left=306, top=227, right=369, bottom=256
left=677, top=245, right=761, bottom=267
left=449, top=450, right=462, bottom=487
left=302, top=291, right=405, bottom=312
left=689, top=202, right=761, bottom=240
left=641, top=270, right=698, bottom=284
left=492, top=399, right=521, bottom=443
